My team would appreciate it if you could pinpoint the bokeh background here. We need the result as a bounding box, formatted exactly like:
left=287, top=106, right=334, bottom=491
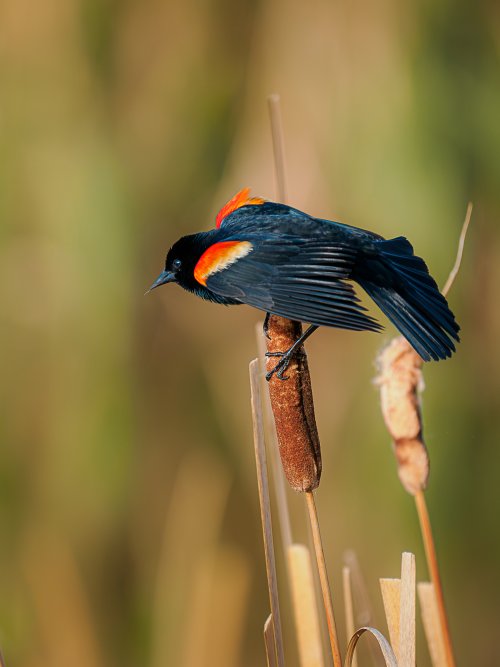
left=1, top=0, right=499, bottom=665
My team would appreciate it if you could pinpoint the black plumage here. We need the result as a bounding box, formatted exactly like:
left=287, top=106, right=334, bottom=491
left=149, top=193, right=460, bottom=372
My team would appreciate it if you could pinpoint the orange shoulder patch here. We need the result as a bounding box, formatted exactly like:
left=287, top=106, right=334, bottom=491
left=194, top=241, right=253, bottom=286
left=215, top=188, right=265, bottom=228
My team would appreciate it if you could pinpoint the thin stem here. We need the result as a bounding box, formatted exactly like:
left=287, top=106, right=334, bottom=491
left=305, top=491, right=342, bottom=667
left=414, top=490, right=456, bottom=667
left=442, top=202, right=473, bottom=297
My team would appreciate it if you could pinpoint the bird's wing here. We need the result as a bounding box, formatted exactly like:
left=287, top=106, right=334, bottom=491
left=203, top=236, right=382, bottom=332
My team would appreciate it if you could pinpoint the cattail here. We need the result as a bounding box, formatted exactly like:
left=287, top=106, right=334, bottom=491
left=375, top=337, right=428, bottom=495
left=265, top=314, right=322, bottom=492
left=376, top=202, right=472, bottom=497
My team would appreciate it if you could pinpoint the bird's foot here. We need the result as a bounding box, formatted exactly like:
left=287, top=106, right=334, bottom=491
left=265, top=350, right=293, bottom=381
left=264, top=324, right=317, bottom=381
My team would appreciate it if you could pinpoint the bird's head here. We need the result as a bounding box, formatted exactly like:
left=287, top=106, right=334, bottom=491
left=147, top=233, right=208, bottom=293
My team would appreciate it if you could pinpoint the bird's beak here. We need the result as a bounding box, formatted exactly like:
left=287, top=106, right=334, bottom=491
left=146, top=270, right=176, bottom=294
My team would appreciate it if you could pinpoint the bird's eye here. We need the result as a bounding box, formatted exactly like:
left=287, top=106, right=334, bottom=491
left=173, top=259, right=182, bottom=270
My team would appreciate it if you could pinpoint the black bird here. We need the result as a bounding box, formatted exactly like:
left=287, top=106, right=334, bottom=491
left=149, top=189, right=460, bottom=379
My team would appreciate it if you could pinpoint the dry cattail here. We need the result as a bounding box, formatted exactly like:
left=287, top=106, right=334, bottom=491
left=375, top=337, right=428, bottom=495
left=375, top=203, right=472, bottom=497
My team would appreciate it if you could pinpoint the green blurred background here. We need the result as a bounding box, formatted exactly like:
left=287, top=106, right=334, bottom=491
left=1, top=0, right=499, bottom=665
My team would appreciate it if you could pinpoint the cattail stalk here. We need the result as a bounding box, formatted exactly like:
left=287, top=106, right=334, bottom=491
left=415, top=490, right=455, bottom=667
left=305, top=492, right=342, bottom=667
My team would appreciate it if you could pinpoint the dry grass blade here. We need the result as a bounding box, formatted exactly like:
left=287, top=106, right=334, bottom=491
left=345, top=627, right=398, bottom=667
left=342, top=567, right=357, bottom=667
left=305, top=491, right=342, bottom=667
left=250, top=359, right=286, bottom=667
left=288, top=544, right=325, bottom=667
left=418, top=582, right=448, bottom=667
left=264, top=615, right=278, bottom=667
left=399, top=552, right=416, bottom=667
left=380, top=578, right=401, bottom=661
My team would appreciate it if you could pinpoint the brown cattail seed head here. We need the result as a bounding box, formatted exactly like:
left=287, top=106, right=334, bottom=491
left=376, top=337, right=429, bottom=495
left=265, top=315, right=322, bottom=492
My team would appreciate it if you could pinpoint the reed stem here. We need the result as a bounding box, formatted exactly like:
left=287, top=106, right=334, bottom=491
left=305, top=491, right=342, bottom=667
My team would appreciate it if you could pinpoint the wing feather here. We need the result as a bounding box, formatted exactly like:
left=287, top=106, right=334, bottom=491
left=205, top=235, right=381, bottom=332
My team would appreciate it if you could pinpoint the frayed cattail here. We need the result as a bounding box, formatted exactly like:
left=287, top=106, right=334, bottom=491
left=265, top=314, right=321, bottom=492
left=375, top=338, right=427, bottom=495
left=375, top=201, right=472, bottom=496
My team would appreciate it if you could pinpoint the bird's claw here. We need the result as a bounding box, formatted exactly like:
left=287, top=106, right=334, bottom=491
left=265, top=351, right=291, bottom=381
left=264, top=324, right=317, bottom=381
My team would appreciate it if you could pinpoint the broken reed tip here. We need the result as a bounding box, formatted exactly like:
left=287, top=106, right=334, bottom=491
left=375, top=337, right=429, bottom=495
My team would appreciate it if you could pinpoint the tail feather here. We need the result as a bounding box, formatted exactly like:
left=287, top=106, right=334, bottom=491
left=355, top=236, right=460, bottom=361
